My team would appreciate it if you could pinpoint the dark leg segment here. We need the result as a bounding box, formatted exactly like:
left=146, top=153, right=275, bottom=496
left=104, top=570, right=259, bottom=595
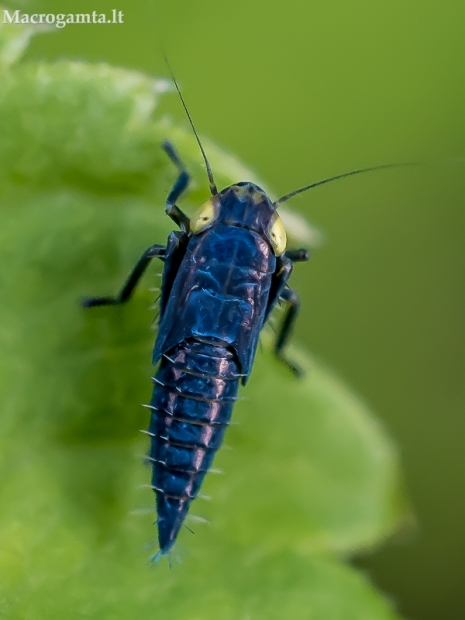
left=264, top=256, right=293, bottom=322
left=158, top=231, right=189, bottom=317
left=285, top=248, right=310, bottom=263
left=274, top=286, right=303, bottom=377
left=162, top=141, right=191, bottom=232
left=82, top=244, right=166, bottom=308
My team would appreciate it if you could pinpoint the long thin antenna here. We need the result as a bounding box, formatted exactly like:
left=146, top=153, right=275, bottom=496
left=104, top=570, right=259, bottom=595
left=273, top=162, right=420, bottom=208
left=164, top=58, right=218, bottom=196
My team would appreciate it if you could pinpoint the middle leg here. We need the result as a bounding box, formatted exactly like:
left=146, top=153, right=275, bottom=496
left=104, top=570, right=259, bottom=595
left=274, top=286, right=303, bottom=377
left=82, top=244, right=166, bottom=308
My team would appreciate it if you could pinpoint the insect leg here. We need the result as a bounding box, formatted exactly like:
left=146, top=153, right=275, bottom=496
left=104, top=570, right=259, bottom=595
left=285, top=248, right=310, bottom=263
left=162, top=140, right=191, bottom=232
left=82, top=244, right=166, bottom=308
left=274, top=286, right=303, bottom=377
left=158, top=231, right=189, bottom=316
left=264, top=250, right=294, bottom=320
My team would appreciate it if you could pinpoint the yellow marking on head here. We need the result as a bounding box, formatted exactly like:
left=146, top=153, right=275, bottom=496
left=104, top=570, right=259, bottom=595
left=190, top=197, right=218, bottom=234
left=268, top=213, right=287, bottom=255
left=231, top=184, right=265, bottom=205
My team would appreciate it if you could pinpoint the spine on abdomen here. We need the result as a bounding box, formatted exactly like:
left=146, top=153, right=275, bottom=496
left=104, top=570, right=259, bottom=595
left=147, top=338, right=240, bottom=554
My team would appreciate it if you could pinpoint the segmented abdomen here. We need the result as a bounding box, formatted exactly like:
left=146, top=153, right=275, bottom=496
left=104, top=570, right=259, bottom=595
left=147, top=338, right=240, bottom=554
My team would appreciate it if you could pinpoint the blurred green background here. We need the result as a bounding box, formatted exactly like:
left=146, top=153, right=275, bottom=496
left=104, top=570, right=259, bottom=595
left=5, top=0, right=465, bottom=618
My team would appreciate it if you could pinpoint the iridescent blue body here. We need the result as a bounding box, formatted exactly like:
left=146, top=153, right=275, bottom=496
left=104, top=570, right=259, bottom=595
left=82, top=142, right=308, bottom=557
left=82, top=111, right=405, bottom=555
left=148, top=341, right=239, bottom=551
left=148, top=185, right=284, bottom=553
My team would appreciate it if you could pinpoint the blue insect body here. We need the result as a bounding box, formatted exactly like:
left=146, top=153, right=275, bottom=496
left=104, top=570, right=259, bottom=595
left=148, top=341, right=239, bottom=551
left=82, top=74, right=404, bottom=556
left=83, top=145, right=308, bottom=555
left=148, top=183, right=290, bottom=553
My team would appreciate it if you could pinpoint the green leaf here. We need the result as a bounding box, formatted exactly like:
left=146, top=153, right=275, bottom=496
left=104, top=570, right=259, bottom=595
left=0, top=18, right=35, bottom=69
left=0, top=24, right=409, bottom=619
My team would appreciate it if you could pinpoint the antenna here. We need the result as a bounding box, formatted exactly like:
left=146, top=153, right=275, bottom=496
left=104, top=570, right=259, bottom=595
left=165, top=58, right=218, bottom=196
left=273, top=162, right=420, bottom=208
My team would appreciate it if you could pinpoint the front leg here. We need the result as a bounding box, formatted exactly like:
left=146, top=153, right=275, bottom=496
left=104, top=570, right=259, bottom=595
left=285, top=248, right=310, bottom=263
left=162, top=141, right=191, bottom=232
left=82, top=244, right=166, bottom=308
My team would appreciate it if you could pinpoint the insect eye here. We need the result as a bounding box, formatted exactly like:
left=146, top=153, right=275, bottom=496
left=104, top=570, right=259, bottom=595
left=268, top=213, right=287, bottom=255
left=190, top=198, right=218, bottom=234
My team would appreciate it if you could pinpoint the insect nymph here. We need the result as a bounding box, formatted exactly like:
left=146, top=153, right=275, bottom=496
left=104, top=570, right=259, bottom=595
left=82, top=74, right=409, bottom=557
left=83, top=134, right=308, bottom=555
